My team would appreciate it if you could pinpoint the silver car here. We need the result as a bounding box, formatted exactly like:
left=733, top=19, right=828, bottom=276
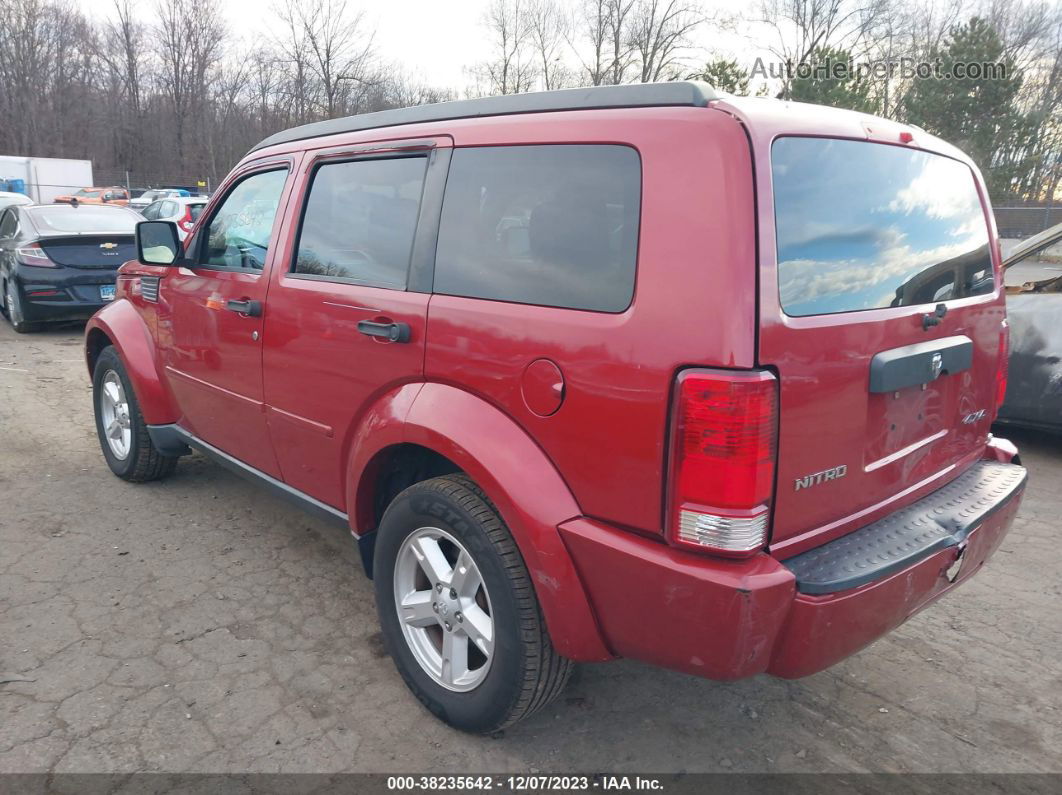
left=140, top=196, right=207, bottom=240
left=129, top=189, right=186, bottom=211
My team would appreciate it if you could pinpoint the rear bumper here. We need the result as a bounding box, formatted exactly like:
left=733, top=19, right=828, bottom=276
left=559, top=444, right=1026, bottom=680
left=13, top=269, right=115, bottom=323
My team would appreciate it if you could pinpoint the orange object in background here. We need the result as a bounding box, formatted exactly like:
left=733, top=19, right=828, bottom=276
left=53, top=186, right=130, bottom=205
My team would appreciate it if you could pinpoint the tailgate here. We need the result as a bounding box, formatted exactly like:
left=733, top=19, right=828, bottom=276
left=40, top=236, right=135, bottom=268
left=760, top=136, right=1006, bottom=553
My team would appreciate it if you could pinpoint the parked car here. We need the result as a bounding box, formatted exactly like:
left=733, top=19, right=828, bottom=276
left=0, top=190, right=33, bottom=211
left=53, top=186, right=130, bottom=206
left=129, top=188, right=190, bottom=211
left=139, top=196, right=207, bottom=240
left=1, top=203, right=139, bottom=332
left=84, top=82, right=1026, bottom=733
left=996, top=220, right=1062, bottom=433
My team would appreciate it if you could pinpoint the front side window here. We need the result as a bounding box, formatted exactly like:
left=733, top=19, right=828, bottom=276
left=203, top=169, right=288, bottom=270
left=293, top=156, right=427, bottom=289
left=772, top=137, right=994, bottom=316
left=433, top=145, right=641, bottom=312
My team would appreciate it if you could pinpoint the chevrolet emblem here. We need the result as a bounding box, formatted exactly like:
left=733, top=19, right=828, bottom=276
left=100, top=242, right=118, bottom=250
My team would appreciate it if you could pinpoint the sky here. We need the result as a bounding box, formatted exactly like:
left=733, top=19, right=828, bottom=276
left=82, top=0, right=749, bottom=92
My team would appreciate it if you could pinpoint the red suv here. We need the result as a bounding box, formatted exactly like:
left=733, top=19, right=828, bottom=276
left=85, top=82, right=1027, bottom=733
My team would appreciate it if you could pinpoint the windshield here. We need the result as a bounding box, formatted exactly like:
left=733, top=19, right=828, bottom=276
left=772, top=137, right=994, bottom=316
left=29, top=206, right=138, bottom=233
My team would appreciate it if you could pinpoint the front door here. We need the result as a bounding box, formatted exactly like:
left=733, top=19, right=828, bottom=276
left=159, top=163, right=295, bottom=477
left=262, top=140, right=450, bottom=509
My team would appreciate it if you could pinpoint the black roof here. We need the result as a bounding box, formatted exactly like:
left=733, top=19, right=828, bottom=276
left=251, top=81, right=719, bottom=152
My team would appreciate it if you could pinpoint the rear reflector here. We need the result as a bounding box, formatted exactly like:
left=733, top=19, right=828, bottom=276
left=668, top=369, right=778, bottom=556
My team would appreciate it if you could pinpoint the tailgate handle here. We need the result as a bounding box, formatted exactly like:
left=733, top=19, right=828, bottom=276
left=922, top=303, right=948, bottom=330
left=868, top=335, right=973, bottom=393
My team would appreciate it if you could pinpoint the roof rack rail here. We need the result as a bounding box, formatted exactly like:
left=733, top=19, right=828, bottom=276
left=251, top=81, right=719, bottom=153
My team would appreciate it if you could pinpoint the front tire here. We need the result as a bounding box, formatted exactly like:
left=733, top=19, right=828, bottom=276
left=92, top=345, right=177, bottom=482
left=374, top=474, right=572, bottom=733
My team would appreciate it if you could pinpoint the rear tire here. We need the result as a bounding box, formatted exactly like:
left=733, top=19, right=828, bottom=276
left=3, top=279, right=42, bottom=334
left=92, top=345, right=177, bottom=482
left=374, top=474, right=572, bottom=733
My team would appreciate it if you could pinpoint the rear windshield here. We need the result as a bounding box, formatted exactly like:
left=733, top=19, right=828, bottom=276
left=772, top=137, right=994, bottom=317
left=29, top=206, right=138, bottom=233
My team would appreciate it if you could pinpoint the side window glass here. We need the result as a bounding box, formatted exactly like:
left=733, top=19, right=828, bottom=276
left=293, top=157, right=427, bottom=288
left=0, top=211, right=16, bottom=238
left=142, top=202, right=160, bottom=220
left=202, top=169, right=288, bottom=271
left=434, top=145, right=642, bottom=312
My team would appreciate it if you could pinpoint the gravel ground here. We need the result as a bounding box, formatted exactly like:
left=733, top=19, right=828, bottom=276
left=1, top=321, right=1060, bottom=774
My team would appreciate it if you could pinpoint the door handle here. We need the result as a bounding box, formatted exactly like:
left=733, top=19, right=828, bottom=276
left=226, top=299, right=262, bottom=317
left=357, top=319, right=411, bottom=343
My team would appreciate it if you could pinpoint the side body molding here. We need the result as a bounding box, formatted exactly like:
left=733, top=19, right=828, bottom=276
left=85, top=299, right=179, bottom=425
left=346, top=382, right=613, bottom=663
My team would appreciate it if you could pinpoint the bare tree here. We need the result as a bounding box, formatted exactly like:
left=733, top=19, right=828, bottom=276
left=606, top=0, right=639, bottom=84
left=629, top=0, right=705, bottom=83
left=574, top=0, right=612, bottom=84
left=571, top=0, right=638, bottom=85
left=756, top=0, right=889, bottom=96
left=527, top=0, right=573, bottom=89
left=475, top=0, right=536, bottom=95
left=154, top=0, right=225, bottom=163
left=283, top=0, right=377, bottom=118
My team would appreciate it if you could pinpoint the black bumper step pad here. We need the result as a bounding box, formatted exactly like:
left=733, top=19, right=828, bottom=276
left=780, top=461, right=1027, bottom=594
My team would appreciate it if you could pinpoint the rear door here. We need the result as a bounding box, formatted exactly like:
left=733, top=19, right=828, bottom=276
left=261, top=138, right=449, bottom=509
left=760, top=137, right=1005, bottom=555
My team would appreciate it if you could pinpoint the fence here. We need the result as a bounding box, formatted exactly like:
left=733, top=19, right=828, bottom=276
left=92, top=168, right=213, bottom=197
left=994, top=206, right=1062, bottom=238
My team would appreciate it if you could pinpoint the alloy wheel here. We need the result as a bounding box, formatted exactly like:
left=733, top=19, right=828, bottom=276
left=98, top=370, right=132, bottom=460
left=393, top=526, right=495, bottom=692
left=6, top=281, right=23, bottom=327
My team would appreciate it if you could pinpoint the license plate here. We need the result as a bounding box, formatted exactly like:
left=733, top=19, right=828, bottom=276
left=100, top=285, right=116, bottom=301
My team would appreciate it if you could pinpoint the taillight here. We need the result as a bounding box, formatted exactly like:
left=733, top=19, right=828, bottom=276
left=667, top=369, right=778, bottom=556
left=995, top=320, right=1010, bottom=413
left=15, top=245, right=58, bottom=268
left=178, top=207, right=195, bottom=233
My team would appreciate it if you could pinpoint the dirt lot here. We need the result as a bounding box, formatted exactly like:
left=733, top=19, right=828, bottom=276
left=1, top=321, right=1060, bottom=774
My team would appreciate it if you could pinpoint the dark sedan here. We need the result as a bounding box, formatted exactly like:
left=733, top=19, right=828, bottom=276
left=0, top=203, right=140, bottom=333
left=997, top=221, right=1062, bottom=433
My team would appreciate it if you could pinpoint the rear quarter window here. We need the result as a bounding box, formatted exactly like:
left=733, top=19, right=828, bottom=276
left=772, top=137, right=994, bottom=317
left=433, top=145, right=641, bottom=313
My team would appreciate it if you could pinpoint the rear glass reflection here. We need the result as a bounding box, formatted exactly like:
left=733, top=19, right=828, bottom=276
left=772, top=137, right=993, bottom=316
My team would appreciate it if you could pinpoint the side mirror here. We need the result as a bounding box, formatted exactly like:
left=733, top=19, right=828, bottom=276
left=137, top=220, right=182, bottom=265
